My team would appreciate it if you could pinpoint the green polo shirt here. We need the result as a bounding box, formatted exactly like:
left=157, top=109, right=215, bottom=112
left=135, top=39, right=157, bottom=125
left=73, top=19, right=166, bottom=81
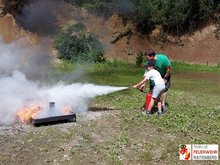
left=145, top=54, right=171, bottom=77
left=154, top=54, right=171, bottom=77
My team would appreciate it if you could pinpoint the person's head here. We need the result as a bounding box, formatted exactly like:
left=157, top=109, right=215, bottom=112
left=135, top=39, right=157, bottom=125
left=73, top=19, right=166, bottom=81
left=146, top=61, right=155, bottom=71
left=145, top=49, right=155, bottom=61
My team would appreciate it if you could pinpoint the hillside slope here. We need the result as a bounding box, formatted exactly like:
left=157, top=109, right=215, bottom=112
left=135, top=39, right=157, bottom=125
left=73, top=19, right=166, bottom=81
left=0, top=0, right=219, bottom=65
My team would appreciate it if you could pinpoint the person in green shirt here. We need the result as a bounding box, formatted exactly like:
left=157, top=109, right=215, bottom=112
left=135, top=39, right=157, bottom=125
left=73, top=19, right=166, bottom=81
left=144, top=49, right=172, bottom=113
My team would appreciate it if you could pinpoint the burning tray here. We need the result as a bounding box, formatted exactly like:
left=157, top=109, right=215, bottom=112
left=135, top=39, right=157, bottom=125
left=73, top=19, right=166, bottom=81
left=31, top=113, right=76, bottom=126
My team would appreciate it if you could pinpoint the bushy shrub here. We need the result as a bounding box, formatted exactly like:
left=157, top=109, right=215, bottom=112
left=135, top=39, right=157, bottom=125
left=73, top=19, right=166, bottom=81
left=136, top=52, right=144, bottom=67
left=55, top=24, right=105, bottom=63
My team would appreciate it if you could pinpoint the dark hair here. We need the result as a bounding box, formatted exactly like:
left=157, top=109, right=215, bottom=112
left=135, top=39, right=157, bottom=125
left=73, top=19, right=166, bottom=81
left=147, top=61, right=155, bottom=67
left=145, top=49, right=155, bottom=57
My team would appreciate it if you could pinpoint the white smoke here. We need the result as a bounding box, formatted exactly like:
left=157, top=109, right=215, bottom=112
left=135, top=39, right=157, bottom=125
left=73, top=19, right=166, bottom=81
left=0, top=38, right=127, bottom=125
left=0, top=38, right=28, bottom=75
left=35, top=83, right=127, bottom=118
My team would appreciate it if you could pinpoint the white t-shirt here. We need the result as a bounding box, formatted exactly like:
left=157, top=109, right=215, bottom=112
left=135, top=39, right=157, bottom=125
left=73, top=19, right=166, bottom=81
left=144, top=69, right=164, bottom=86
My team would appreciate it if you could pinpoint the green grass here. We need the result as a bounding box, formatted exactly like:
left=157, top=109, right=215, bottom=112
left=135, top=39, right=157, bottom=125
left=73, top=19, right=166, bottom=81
left=54, top=60, right=220, bottom=111
left=55, top=60, right=220, bottom=95
left=54, top=60, right=141, bottom=86
left=54, top=61, right=220, bottom=143
left=6, top=60, right=218, bottom=165
left=172, top=61, right=220, bottom=73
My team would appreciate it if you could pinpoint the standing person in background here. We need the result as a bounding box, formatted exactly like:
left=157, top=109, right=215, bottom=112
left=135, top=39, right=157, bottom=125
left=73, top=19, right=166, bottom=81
left=144, top=49, right=172, bottom=113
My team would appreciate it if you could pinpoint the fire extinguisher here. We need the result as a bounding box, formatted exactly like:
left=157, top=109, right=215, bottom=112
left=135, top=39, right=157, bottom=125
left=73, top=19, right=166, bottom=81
left=145, top=93, right=152, bottom=110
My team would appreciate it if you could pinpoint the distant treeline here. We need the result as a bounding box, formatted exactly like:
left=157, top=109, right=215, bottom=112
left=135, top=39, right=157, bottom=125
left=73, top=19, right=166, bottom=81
left=69, top=0, right=220, bottom=34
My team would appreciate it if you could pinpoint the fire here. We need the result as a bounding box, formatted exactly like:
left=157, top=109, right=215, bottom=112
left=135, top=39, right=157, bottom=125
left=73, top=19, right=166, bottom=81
left=63, top=105, right=72, bottom=114
left=16, top=103, right=73, bottom=123
left=17, top=106, right=42, bottom=123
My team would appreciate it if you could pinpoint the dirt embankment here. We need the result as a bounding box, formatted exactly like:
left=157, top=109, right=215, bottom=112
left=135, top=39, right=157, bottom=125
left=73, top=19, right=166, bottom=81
left=103, top=14, right=220, bottom=65
left=0, top=0, right=219, bottom=65
left=70, top=9, right=220, bottom=65
left=165, top=25, right=220, bottom=65
left=0, top=13, right=38, bottom=43
left=0, top=0, right=37, bottom=42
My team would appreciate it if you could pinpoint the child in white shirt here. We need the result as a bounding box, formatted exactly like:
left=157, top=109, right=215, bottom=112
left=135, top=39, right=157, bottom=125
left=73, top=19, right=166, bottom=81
left=133, top=61, right=165, bottom=116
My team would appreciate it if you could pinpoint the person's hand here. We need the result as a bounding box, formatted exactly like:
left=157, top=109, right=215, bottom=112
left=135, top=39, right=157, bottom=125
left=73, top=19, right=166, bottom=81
left=133, top=85, right=138, bottom=88
left=140, top=84, right=145, bottom=92
left=163, top=78, right=167, bottom=84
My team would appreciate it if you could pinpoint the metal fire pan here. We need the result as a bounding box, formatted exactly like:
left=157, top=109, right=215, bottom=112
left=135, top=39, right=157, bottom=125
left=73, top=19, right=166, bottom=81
left=31, top=113, right=76, bottom=126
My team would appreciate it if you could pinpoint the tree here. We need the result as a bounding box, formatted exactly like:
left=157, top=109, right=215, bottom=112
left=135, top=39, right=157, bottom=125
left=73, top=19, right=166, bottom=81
left=55, top=24, right=105, bottom=63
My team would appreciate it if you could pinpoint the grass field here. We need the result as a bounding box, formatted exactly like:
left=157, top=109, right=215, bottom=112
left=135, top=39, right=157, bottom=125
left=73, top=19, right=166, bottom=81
left=0, top=61, right=219, bottom=165
left=55, top=60, right=220, bottom=163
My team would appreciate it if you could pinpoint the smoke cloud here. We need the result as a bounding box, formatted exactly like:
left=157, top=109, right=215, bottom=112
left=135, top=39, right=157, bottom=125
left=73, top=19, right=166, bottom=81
left=0, top=37, right=52, bottom=81
left=15, top=0, right=133, bottom=37
left=0, top=38, right=127, bottom=125
left=15, top=0, right=61, bottom=36
left=0, top=0, right=130, bottom=125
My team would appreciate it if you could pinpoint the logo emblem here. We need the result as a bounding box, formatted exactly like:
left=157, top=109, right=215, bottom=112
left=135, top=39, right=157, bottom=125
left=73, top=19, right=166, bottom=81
left=179, top=144, right=191, bottom=160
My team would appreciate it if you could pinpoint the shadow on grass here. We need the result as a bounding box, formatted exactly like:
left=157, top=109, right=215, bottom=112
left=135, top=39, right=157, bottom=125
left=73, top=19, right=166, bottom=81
left=88, top=106, right=118, bottom=112
left=140, top=102, right=170, bottom=114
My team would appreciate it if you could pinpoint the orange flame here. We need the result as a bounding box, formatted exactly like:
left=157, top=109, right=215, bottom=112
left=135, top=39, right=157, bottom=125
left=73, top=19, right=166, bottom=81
left=17, top=106, right=42, bottom=123
left=16, top=104, right=73, bottom=123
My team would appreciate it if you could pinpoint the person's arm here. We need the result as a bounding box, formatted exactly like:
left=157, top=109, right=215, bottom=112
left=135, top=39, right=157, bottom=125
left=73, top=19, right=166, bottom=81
left=133, top=78, right=148, bottom=89
left=163, top=56, right=172, bottom=79
left=164, top=66, right=172, bottom=79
